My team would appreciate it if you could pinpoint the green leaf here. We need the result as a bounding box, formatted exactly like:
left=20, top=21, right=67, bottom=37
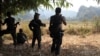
left=0, top=0, right=72, bottom=18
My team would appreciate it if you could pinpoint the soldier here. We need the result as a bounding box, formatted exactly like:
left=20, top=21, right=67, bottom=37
left=49, top=7, right=67, bottom=56
left=16, top=29, right=28, bottom=45
left=29, top=12, right=46, bottom=50
left=0, top=12, right=19, bottom=46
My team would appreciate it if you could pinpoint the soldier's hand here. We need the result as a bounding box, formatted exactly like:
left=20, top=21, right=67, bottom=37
left=43, top=24, right=46, bottom=27
left=16, top=22, right=20, bottom=25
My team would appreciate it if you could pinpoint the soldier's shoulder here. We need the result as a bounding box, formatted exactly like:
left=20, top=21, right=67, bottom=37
left=51, top=15, right=55, bottom=17
left=30, top=19, right=34, bottom=22
left=17, top=33, right=20, bottom=35
left=59, top=15, right=65, bottom=18
left=50, top=15, right=55, bottom=18
left=38, top=19, right=41, bottom=21
left=10, top=17, right=15, bottom=19
left=5, top=18, right=9, bottom=21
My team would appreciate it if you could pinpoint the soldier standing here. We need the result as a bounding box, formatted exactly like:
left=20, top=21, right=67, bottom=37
left=29, top=12, right=46, bottom=51
left=49, top=7, right=67, bottom=56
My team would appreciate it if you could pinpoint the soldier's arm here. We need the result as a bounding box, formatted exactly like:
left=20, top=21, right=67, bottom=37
left=38, top=20, right=46, bottom=27
left=23, top=33, right=27, bottom=40
left=2, top=19, right=7, bottom=25
left=15, top=22, right=20, bottom=26
left=23, top=33, right=29, bottom=45
left=50, top=16, right=53, bottom=27
left=62, top=16, right=67, bottom=25
left=49, top=16, right=53, bottom=31
left=29, top=21, right=34, bottom=31
left=15, top=21, right=20, bottom=28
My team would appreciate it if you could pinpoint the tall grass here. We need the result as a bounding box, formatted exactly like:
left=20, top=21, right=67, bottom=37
left=1, top=19, right=100, bottom=40
left=93, top=17, right=100, bottom=33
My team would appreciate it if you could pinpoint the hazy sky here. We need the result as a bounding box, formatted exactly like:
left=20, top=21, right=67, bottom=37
left=28, top=0, right=100, bottom=19
left=38, top=0, right=100, bottom=13
left=67, top=0, right=100, bottom=12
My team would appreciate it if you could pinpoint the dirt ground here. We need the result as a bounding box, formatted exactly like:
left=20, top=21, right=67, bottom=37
left=0, top=34, right=100, bottom=56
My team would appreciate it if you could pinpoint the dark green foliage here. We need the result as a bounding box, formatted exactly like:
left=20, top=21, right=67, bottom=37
left=0, top=0, right=71, bottom=17
left=96, top=0, right=100, bottom=3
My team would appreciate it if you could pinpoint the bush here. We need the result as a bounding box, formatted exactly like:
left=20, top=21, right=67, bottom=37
left=77, top=27, right=91, bottom=35
left=65, top=27, right=91, bottom=35
left=66, top=28, right=78, bottom=35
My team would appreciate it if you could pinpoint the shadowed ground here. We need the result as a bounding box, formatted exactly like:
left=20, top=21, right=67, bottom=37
left=0, top=34, right=100, bottom=56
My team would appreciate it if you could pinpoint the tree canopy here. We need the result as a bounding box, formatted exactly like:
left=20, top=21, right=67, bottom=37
left=0, top=0, right=99, bottom=17
left=95, top=0, right=100, bottom=3
left=0, top=0, right=72, bottom=17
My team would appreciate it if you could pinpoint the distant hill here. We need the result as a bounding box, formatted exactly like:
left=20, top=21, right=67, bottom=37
left=77, top=6, right=100, bottom=20
left=14, top=9, right=77, bottom=21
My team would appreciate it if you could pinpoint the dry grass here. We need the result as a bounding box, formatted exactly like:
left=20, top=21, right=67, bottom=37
left=1, top=34, right=100, bottom=56
left=0, top=21, right=100, bottom=56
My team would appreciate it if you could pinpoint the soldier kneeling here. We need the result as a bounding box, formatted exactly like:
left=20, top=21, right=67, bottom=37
left=16, top=29, right=28, bottom=45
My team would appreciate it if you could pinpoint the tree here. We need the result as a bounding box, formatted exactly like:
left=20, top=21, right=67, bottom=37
left=95, top=0, right=100, bottom=3
left=0, top=0, right=71, bottom=17
left=0, top=0, right=71, bottom=46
